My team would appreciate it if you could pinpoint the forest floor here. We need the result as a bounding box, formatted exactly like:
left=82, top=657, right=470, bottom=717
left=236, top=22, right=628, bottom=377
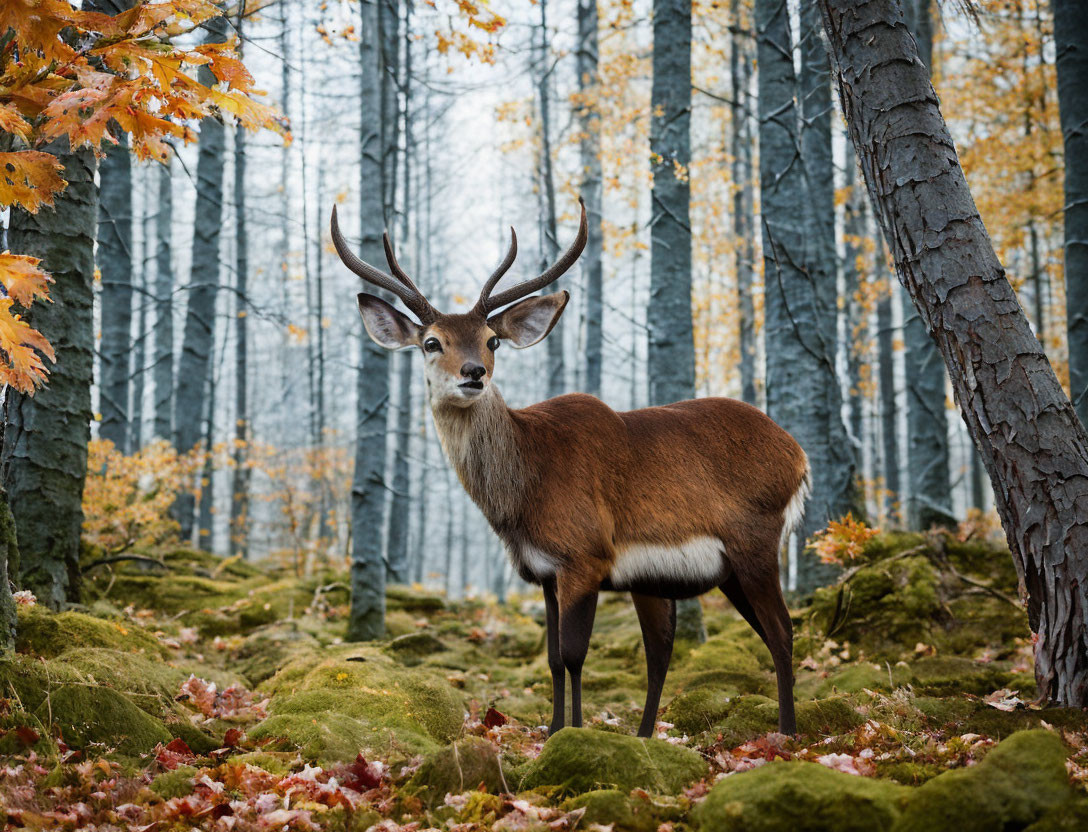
left=2, top=531, right=1087, bottom=831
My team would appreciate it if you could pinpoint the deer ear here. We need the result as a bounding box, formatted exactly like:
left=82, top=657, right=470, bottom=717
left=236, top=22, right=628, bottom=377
left=487, top=291, right=569, bottom=349
left=357, top=293, right=421, bottom=350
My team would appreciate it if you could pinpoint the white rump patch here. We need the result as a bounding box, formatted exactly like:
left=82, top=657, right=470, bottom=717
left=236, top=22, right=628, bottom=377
left=608, top=536, right=726, bottom=587
left=516, top=544, right=558, bottom=580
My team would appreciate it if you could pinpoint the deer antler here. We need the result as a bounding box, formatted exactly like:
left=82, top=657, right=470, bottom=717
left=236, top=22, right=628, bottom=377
left=474, top=197, right=588, bottom=316
left=331, top=206, right=437, bottom=324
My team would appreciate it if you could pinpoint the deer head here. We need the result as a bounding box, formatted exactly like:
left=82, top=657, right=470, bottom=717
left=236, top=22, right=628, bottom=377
left=331, top=200, right=588, bottom=408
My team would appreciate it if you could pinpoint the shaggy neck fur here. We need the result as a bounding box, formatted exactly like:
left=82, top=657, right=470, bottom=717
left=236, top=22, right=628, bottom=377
left=430, top=385, right=529, bottom=524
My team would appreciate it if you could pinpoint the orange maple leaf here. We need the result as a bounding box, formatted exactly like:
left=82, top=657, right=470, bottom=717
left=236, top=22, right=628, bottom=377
left=0, top=151, right=67, bottom=213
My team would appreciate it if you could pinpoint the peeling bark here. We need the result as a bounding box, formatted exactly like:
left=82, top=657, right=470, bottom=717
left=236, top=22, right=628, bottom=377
left=819, top=0, right=1088, bottom=706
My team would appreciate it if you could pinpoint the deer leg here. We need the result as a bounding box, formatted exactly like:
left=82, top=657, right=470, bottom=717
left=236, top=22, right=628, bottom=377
left=631, top=593, right=676, bottom=738
left=542, top=578, right=565, bottom=736
left=556, top=585, right=599, bottom=730
left=730, top=567, right=796, bottom=735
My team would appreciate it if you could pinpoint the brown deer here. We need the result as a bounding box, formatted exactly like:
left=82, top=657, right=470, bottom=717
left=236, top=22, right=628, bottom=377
left=331, top=200, right=809, bottom=738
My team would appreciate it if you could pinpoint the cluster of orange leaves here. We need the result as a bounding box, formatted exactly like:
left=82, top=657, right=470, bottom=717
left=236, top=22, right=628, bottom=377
left=429, top=0, right=506, bottom=66
left=809, top=512, right=880, bottom=566
left=0, top=0, right=284, bottom=394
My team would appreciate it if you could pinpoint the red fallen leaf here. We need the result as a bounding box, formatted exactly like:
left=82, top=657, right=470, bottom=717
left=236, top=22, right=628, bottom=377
left=165, top=737, right=194, bottom=756
left=483, top=707, right=508, bottom=729
left=343, top=753, right=382, bottom=791
left=156, top=737, right=196, bottom=770
left=14, top=725, right=40, bottom=746
left=223, top=727, right=243, bottom=747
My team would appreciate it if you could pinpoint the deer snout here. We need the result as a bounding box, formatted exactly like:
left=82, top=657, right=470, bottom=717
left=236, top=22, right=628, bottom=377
left=460, top=362, right=486, bottom=382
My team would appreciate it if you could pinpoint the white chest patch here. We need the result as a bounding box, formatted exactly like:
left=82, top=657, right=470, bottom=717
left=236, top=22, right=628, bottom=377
left=512, top=544, right=558, bottom=581
left=608, top=536, right=726, bottom=587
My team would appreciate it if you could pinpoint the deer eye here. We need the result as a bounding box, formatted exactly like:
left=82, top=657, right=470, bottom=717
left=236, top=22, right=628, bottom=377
left=423, top=337, right=442, bottom=353
left=486, top=336, right=500, bottom=351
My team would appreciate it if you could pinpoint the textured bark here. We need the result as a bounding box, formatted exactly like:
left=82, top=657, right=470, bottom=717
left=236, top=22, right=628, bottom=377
left=819, top=0, right=1088, bottom=706
left=757, top=0, right=832, bottom=588
left=1054, top=0, right=1088, bottom=426
left=0, top=489, right=17, bottom=655
left=798, top=0, right=851, bottom=588
left=96, top=135, right=133, bottom=452
left=231, top=122, right=250, bottom=559
left=348, top=0, right=391, bottom=641
left=649, top=0, right=703, bottom=641
left=900, top=0, right=953, bottom=530
left=130, top=178, right=149, bottom=450
left=387, top=351, right=412, bottom=584
left=876, top=283, right=901, bottom=517
left=843, top=151, right=866, bottom=451
left=2, top=146, right=96, bottom=608
left=174, top=17, right=228, bottom=542
left=578, top=0, right=604, bottom=398
left=731, top=0, right=757, bottom=405
left=153, top=159, right=174, bottom=442
left=197, top=338, right=217, bottom=550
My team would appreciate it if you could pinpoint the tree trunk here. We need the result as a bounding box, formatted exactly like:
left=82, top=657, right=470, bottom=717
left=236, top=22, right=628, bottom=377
left=1054, top=0, right=1088, bottom=427
left=197, top=340, right=217, bottom=550
left=230, top=120, right=250, bottom=559
left=577, top=0, right=604, bottom=399
left=153, top=159, right=174, bottom=442
left=0, top=488, right=18, bottom=655
left=900, top=0, right=953, bottom=530
left=387, top=351, right=412, bottom=584
left=818, top=0, right=1088, bottom=706
left=174, top=16, right=229, bottom=542
left=96, top=134, right=133, bottom=453
left=731, top=0, right=757, bottom=406
left=876, top=281, right=901, bottom=521
left=348, top=0, right=391, bottom=640
left=130, top=170, right=149, bottom=450
left=648, top=0, right=703, bottom=641
left=756, top=0, right=831, bottom=590
left=798, top=0, right=852, bottom=588
left=843, top=150, right=866, bottom=454
left=2, top=146, right=96, bottom=608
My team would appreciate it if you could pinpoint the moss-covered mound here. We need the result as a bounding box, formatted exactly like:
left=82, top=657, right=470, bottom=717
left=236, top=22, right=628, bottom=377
left=667, top=692, right=864, bottom=744
left=518, top=727, right=707, bottom=796
left=406, top=737, right=510, bottom=806
left=15, top=606, right=166, bottom=658
left=562, top=789, right=686, bottom=832
left=34, top=684, right=171, bottom=757
left=895, top=730, right=1075, bottom=831
left=694, top=760, right=910, bottom=831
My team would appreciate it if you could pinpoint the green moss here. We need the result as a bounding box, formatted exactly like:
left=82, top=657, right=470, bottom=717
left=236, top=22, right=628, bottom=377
left=235, top=625, right=320, bottom=685
left=150, top=765, right=197, bottom=799
left=518, top=726, right=707, bottom=796
left=1024, top=798, right=1088, bottom=831
left=802, top=663, right=906, bottom=698
left=906, top=656, right=1013, bottom=696
left=709, top=695, right=864, bottom=747
left=665, top=688, right=734, bottom=735
left=386, top=584, right=445, bottom=612
left=896, top=731, right=1075, bottom=831
left=15, top=606, right=167, bottom=658
left=963, top=705, right=1088, bottom=739
left=248, top=711, right=378, bottom=764
left=56, top=648, right=188, bottom=717
left=164, top=720, right=219, bottom=756
left=405, top=737, right=510, bottom=807
left=562, top=789, right=685, bottom=832
left=232, top=751, right=296, bottom=776
left=694, top=760, right=909, bottom=831
left=681, top=627, right=767, bottom=675
left=675, top=668, right=773, bottom=696
left=0, top=654, right=89, bottom=711
left=0, top=710, right=57, bottom=757
left=384, top=610, right=420, bottom=638
left=385, top=631, right=447, bottom=662
left=912, top=695, right=979, bottom=728
left=495, top=614, right=544, bottom=659
left=34, top=684, right=171, bottom=757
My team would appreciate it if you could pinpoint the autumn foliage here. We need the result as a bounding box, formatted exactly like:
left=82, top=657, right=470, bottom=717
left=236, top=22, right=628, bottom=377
left=0, top=0, right=284, bottom=394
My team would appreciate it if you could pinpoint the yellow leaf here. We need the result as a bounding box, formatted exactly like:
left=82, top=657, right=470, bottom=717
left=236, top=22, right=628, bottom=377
left=0, top=151, right=67, bottom=213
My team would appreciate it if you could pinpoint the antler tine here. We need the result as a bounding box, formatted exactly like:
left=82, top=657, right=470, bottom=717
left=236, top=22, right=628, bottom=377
left=383, top=231, right=427, bottom=298
left=479, top=198, right=588, bottom=315
left=472, top=226, right=518, bottom=316
left=330, top=206, right=436, bottom=323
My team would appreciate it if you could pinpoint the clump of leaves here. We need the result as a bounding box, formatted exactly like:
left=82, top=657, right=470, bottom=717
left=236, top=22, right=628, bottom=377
left=810, top=514, right=880, bottom=566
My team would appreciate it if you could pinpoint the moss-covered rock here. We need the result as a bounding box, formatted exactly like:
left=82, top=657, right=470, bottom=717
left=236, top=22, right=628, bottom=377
left=681, top=626, right=768, bottom=675
left=665, top=688, right=734, bottom=735
left=518, top=727, right=707, bottom=796
left=0, top=654, right=89, bottom=711
left=248, top=711, right=380, bottom=764
left=562, top=789, right=685, bottom=832
left=150, top=765, right=198, bottom=799
left=694, top=760, right=909, bottom=831
left=1024, top=798, right=1088, bottom=832
left=0, top=710, right=57, bottom=757
left=56, top=648, right=188, bottom=717
left=385, top=631, right=447, bottom=662
left=895, top=730, right=1075, bottom=831
left=495, top=614, right=544, bottom=659
left=962, top=704, right=1088, bottom=739
left=234, top=624, right=321, bottom=685
left=34, top=685, right=171, bottom=757
left=232, top=751, right=296, bottom=776
left=906, top=655, right=1013, bottom=696
left=386, top=584, right=445, bottom=613
left=405, top=737, right=510, bottom=806
left=15, top=606, right=166, bottom=658
left=700, top=694, right=864, bottom=746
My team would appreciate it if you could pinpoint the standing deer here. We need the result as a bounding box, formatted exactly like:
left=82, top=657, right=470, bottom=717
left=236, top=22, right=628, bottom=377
left=332, top=200, right=809, bottom=738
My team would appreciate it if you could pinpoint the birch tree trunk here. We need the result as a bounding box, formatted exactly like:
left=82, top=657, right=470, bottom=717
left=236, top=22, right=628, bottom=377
left=174, top=17, right=229, bottom=542
left=649, top=0, right=704, bottom=641
left=818, top=0, right=1088, bottom=706
left=900, top=0, right=953, bottom=530
left=731, top=0, right=757, bottom=406
left=153, top=159, right=174, bottom=442
left=348, top=0, right=392, bottom=640
left=577, top=0, right=604, bottom=398
left=97, top=133, right=133, bottom=453
left=2, top=146, right=96, bottom=608
left=1054, top=0, right=1088, bottom=427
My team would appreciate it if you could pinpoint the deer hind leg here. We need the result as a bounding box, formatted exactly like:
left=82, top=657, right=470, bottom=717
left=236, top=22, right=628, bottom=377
left=555, top=578, right=599, bottom=731
left=542, top=578, right=566, bottom=736
left=721, top=565, right=796, bottom=735
left=631, top=593, right=676, bottom=738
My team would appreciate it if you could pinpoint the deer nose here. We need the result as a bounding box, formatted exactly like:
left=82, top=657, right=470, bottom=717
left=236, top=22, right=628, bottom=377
left=460, top=362, right=486, bottom=381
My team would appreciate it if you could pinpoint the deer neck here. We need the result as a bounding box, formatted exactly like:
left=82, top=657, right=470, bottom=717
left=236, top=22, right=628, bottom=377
left=430, top=385, right=529, bottom=524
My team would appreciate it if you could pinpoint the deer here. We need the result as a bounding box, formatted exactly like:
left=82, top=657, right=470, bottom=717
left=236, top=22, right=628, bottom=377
left=330, top=199, right=810, bottom=739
